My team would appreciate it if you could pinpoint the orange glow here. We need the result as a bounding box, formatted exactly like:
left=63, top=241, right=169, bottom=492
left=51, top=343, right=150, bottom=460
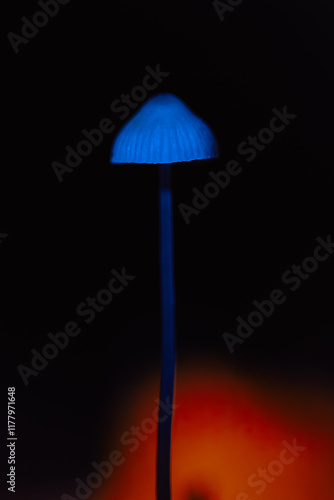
left=94, top=361, right=334, bottom=500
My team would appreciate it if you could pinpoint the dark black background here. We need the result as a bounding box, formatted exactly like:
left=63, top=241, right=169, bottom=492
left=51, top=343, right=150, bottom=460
left=1, top=0, right=334, bottom=498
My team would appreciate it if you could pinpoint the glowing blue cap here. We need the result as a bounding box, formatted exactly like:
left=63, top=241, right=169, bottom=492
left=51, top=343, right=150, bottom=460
left=110, top=93, right=218, bottom=164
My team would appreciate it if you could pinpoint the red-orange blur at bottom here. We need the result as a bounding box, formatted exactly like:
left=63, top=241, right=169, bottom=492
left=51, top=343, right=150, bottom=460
left=93, top=361, right=334, bottom=500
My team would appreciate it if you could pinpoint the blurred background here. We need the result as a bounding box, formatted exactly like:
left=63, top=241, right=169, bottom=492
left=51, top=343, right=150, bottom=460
left=1, top=0, right=334, bottom=498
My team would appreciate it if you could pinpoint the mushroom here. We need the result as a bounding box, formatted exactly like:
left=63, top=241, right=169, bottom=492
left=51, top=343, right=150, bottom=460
left=110, top=93, right=218, bottom=500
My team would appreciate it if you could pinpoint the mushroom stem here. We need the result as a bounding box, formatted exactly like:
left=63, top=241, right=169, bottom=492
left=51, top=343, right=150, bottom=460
left=157, top=163, right=176, bottom=500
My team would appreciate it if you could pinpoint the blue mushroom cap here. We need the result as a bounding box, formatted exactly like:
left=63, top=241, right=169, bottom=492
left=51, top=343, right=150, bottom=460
left=110, top=93, right=218, bottom=164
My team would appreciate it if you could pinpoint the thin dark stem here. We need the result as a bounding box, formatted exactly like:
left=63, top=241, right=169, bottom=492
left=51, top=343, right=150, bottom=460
left=156, top=163, right=176, bottom=500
